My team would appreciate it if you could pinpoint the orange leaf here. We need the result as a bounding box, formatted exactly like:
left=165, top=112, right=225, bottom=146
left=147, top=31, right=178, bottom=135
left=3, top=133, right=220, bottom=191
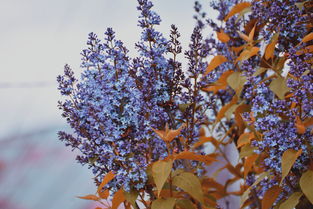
left=152, top=124, right=185, bottom=142
left=244, top=154, right=258, bottom=178
left=202, top=84, right=227, bottom=94
left=295, top=117, right=306, bottom=134
left=265, top=33, right=279, bottom=60
left=225, top=164, right=243, bottom=178
left=224, top=2, right=251, bottom=21
left=216, top=96, right=238, bottom=123
left=248, top=24, right=256, bottom=42
left=202, top=70, right=233, bottom=94
left=281, top=149, right=302, bottom=184
left=296, top=45, right=313, bottom=55
left=174, top=151, right=217, bottom=165
left=304, top=117, right=313, bottom=127
left=234, top=104, right=250, bottom=134
left=193, top=136, right=216, bottom=148
left=99, top=189, right=109, bottom=199
left=204, top=55, right=228, bottom=76
left=237, top=132, right=254, bottom=148
left=262, top=185, right=282, bottom=209
left=302, top=32, right=313, bottom=43
left=166, top=124, right=185, bottom=142
left=97, top=171, right=115, bottom=195
left=236, top=47, right=259, bottom=63
left=77, top=194, right=100, bottom=201
left=112, top=189, right=125, bottom=209
left=231, top=45, right=245, bottom=55
left=216, top=30, right=230, bottom=43
left=238, top=31, right=250, bottom=42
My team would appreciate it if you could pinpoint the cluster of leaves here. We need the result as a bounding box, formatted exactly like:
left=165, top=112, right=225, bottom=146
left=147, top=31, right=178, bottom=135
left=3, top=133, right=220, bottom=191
left=57, top=0, right=313, bottom=208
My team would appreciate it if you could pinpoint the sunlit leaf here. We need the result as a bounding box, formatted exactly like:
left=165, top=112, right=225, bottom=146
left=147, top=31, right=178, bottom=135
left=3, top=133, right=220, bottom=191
left=152, top=160, right=173, bottom=197
left=172, top=172, right=204, bottom=203
left=269, top=76, right=291, bottom=100
left=151, top=198, right=176, bottom=209
left=281, top=149, right=302, bottom=184
left=300, top=170, right=313, bottom=204
left=216, top=30, right=230, bottom=43
left=204, top=55, right=228, bottom=76
left=261, top=185, right=282, bottom=209
left=112, top=189, right=125, bottom=209
left=278, top=192, right=302, bottom=209
left=77, top=194, right=100, bottom=201
left=224, top=2, right=251, bottom=21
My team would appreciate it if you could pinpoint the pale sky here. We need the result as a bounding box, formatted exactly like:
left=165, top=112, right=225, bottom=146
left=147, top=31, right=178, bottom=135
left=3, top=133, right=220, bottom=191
left=0, top=0, right=214, bottom=135
left=0, top=0, right=212, bottom=137
left=0, top=2, right=225, bottom=209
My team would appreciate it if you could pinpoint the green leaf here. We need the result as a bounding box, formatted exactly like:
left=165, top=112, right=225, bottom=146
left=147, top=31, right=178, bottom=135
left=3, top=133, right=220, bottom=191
left=152, top=160, right=173, bottom=197
left=151, top=198, right=176, bottom=209
left=178, top=103, right=192, bottom=112
left=253, top=67, right=267, bottom=77
left=280, top=149, right=302, bottom=185
left=269, top=77, right=290, bottom=100
left=300, top=170, right=313, bottom=204
left=239, top=144, right=255, bottom=159
left=88, top=155, right=99, bottom=164
left=176, top=199, right=196, bottom=209
left=278, top=192, right=302, bottom=209
left=227, top=71, right=247, bottom=96
left=295, top=2, right=306, bottom=10
left=224, top=103, right=240, bottom=120
left=124, top=190, right=139, bottom=209
left=172, top=172, right=204, bottom=203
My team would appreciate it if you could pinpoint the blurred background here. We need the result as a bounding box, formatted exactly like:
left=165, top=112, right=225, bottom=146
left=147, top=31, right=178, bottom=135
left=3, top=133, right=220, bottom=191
left=0, top=0, right=213, bottom=208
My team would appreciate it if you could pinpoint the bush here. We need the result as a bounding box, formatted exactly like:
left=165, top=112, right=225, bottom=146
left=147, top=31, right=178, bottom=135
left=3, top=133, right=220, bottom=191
left=57, top=0, right=313, bottom=208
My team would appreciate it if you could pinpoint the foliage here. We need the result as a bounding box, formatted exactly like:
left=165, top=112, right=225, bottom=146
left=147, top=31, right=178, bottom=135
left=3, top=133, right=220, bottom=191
left=57, top=0, right=313, bottom=208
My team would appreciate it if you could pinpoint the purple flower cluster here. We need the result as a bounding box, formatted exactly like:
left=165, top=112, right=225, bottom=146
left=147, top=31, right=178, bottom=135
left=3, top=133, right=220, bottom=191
left=251, top=0, right=308, bottom=48
left=57, top=0, right=211, bottom=191
left=193, top=0, right=313, bottom=203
